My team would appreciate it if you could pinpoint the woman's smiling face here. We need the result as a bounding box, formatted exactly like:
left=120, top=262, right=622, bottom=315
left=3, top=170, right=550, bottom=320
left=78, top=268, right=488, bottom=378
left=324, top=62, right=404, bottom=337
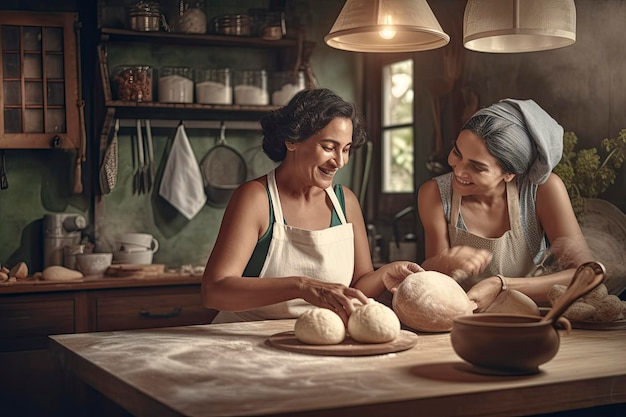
left=289, top=117, right=353, bottom=187
left=448, top=130, right=512, bottom=196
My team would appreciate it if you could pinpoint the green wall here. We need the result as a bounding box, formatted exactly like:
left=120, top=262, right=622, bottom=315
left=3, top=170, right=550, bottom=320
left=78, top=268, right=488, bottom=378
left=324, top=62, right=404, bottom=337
left=0, top=0, right=360, bottom=271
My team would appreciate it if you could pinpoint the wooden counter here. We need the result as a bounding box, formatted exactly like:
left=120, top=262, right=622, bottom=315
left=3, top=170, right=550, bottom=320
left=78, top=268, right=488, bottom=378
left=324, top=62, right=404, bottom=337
left=50, top=319, right=626, bottom=417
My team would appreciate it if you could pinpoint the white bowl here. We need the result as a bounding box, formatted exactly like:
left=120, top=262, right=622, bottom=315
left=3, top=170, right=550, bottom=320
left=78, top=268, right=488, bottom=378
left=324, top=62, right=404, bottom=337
left=113, top=250, right=153, bottom=265
left=76, top=253, right=113, bottom=277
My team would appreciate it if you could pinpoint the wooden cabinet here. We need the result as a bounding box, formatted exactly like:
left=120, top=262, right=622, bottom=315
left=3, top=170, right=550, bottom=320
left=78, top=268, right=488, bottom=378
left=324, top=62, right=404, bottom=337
left=0, top=278, right=217, bottom=416
left=92, top=286, right=213, bottom=331
left=0, top=11, right=83, bottom=151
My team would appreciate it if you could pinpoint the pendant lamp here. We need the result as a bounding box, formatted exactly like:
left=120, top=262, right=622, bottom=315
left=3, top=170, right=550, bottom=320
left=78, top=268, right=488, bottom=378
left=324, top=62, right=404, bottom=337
left=324, top=0, right=450, bottom=53
left=463, top=0, right=576, bottom=53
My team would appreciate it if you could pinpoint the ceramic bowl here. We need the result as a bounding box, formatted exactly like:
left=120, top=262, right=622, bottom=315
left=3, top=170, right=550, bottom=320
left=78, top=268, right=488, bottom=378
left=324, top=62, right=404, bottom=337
left=75, top=253, right=113, bottom=277
left=450, top=313, right=571, bottom=374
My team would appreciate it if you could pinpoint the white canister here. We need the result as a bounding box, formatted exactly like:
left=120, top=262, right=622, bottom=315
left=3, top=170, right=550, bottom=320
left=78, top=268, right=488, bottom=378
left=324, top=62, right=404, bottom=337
left=234, top=70, right=268, bottom=105
left=196, top=68, right=232, bottom=104
left=158, top=67, right=194, bottom=103
left=271, top=70, right=305, bottom=105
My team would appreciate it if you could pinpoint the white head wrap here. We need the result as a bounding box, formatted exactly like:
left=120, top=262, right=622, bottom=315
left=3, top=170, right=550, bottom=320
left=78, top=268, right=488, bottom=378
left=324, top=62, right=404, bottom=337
left=473, top=98, right=563, bottom=184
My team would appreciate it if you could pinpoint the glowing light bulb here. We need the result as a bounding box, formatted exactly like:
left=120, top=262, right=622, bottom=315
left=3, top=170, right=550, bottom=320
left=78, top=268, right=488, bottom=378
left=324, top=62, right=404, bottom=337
left=378, top=14, right=396, bottom=40
left=379, top=28, right=397, bottom=40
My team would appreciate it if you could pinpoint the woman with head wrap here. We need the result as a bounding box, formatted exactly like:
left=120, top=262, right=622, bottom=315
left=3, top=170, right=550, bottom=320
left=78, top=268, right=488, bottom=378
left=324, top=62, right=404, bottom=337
left=203, top=88, right=422, bottom=324
left=418, top=98, right=594, bottom=310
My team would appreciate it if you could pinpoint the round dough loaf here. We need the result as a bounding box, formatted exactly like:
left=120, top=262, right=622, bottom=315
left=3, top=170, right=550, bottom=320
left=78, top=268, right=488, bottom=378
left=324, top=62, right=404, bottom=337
left=294, top=308, right=346, bottom=345
left=348, top=301, right=400, bottom=343
left=392, top=271, right=474, bottom=332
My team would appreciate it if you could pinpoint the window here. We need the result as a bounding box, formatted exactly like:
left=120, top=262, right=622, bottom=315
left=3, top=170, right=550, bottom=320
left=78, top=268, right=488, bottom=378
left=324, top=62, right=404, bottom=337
left=381, top=59, right=413, bottom=193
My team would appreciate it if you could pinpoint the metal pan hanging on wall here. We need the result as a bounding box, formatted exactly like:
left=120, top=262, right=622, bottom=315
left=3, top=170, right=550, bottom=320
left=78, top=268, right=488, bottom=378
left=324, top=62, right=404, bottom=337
left=200, top=121, right=247, bottom=208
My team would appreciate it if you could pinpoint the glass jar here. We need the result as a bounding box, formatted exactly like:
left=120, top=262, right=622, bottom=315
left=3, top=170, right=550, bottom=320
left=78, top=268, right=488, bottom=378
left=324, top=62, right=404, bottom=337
left=195, top=68, right=232, bottom=104
left=158, top=66, right=194, bottom=103
left=248, top=8, right=285, bottom=40
left=113, top=65, right=153, bottom=102
left=179, top=1, right=207, bottom=34
left=271, top=71, right=305, bottom=105
left=127, top=1, right=161, bottom=32
left=212, top=14, right=251, bottom=36
left=234, top=70, right=268, bottom=105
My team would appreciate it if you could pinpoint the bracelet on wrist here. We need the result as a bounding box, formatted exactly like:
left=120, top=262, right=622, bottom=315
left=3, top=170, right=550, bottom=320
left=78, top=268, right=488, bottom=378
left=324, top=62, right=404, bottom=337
left=496, top=274, right=507, bottom=292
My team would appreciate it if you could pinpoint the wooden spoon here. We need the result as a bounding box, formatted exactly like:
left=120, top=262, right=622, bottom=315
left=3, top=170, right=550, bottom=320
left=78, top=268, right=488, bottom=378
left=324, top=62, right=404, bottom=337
left=542, top=261, right=606, bottom=324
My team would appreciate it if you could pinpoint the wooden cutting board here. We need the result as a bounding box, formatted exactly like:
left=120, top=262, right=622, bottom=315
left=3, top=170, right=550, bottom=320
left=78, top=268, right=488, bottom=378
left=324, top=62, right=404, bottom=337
left=106, top=264, right=166, bottom=278
left=266, top=330, right=418, bottom=356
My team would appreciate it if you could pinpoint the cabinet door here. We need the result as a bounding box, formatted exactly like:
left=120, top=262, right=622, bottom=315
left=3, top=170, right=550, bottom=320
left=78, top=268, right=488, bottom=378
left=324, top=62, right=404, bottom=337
left=0, top=11, right=80, bottom=149
left=93, top=285, right=218, bottom=331
left=0, top=293, right=76, bottom=351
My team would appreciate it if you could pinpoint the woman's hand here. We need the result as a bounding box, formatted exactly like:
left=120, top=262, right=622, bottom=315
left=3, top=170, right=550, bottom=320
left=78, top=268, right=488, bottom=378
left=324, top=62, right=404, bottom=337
left=299, top=278, right=369, bottom=324
left=435, top=246, right=493, bottom=279
left=466, top=276, right=502, bottom=312
left=380, top=261, right=424, bottom=293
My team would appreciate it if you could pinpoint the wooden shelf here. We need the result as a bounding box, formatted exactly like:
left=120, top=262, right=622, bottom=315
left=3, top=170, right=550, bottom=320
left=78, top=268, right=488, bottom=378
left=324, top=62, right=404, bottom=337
left=104, top=100, right=279, bottom=121
left=100, top=27, right=304, bottom=49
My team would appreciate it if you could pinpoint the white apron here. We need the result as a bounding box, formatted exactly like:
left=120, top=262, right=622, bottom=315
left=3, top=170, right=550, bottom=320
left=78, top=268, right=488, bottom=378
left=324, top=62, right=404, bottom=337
left=449, top=180, right=536, bottom=291
left=212, top=170, right=355, bottom=323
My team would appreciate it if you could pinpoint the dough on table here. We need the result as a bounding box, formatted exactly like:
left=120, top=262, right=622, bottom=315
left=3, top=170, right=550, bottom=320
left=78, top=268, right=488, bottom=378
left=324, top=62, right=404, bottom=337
left=348, top=300, right=400, bottom=343
left=294, top=308, right=346, bottom=345
left=392, top=271, right=475, bottom=332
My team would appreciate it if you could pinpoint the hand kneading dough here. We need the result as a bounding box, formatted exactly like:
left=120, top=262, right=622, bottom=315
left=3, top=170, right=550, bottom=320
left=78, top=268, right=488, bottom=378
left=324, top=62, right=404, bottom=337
left=294, top=308, right=346, bottom=345
left=348, top=301, right=400, bottom=343
left=392, top=271, right=474, bottom=332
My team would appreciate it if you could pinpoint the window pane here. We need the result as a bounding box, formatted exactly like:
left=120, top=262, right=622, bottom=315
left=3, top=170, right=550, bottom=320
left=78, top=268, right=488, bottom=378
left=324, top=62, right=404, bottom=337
left=23, top=26, right=42, bottom=51
left=2, top=53, right=20, bottom=78
left=382, top=59, right=413, bottom=125
left=382, top=127, right=414, bottom=193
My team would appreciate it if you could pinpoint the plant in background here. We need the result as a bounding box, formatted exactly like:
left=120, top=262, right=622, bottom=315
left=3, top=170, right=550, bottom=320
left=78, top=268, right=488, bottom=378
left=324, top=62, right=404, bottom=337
left=553, top=129, right=626, bottom=219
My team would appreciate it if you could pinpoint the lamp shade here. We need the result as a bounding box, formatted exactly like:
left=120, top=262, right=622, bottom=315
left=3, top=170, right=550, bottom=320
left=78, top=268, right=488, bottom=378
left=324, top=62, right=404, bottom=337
left=324, top=0, right=450, bottom=53
left=463, top=0, right=576, bottom=53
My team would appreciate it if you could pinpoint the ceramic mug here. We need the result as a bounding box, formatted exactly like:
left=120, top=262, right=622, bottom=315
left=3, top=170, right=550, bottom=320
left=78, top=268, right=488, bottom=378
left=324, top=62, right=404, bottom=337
left=118, top=233, right=159, bottom=253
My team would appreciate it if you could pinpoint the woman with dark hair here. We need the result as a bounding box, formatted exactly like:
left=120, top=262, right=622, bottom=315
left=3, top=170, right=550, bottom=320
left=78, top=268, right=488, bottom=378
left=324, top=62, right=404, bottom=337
left=418, top=98, right=594, bottom=311
left=203, top=88, right=422, bottom=323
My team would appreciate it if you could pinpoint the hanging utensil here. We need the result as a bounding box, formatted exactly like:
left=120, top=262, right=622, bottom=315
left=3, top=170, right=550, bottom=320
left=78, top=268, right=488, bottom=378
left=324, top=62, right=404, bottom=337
left=144, top=119, right=155, bottom=191
left=0, top=150, right=8, bottom=190
left=136, top=119, right=146, bottom=194
left=200, top=121, right=247, bottom=208
left=99, top=118, right=119, bottom=194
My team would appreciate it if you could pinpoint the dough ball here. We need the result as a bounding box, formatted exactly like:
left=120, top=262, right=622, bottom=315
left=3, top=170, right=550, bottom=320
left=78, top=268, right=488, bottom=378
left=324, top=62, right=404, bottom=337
left=294, top=308, right=345, bottom=345
left=563, top=301, right=596, bottom=322
left=547, top=284, right=567, bottom=306
left=590, top=295, right=623, bottom=322
left=392, top=271, right=474, bottom=333
left=582, top=283, right=609, bottom=307
left=348, top=301, right=400, bottom=343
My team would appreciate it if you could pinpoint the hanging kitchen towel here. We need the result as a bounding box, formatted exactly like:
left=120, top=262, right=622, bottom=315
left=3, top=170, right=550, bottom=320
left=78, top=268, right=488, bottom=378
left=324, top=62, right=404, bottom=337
left=159, top=123, right=207, bottom=220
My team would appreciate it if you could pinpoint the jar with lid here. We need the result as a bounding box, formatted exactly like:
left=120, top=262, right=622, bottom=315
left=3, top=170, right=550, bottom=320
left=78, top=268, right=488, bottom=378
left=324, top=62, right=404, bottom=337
left=127, top=1, right=161, bottom=32
left=271, top=71, right=305, bottom=105
left=158, top=67, right=194, bottom=103
left=234, top=70, right=268, bottom=106
left=196, top=69, right=232, bottom=105
left=165, top=0, right=207, bottom=34
left=212, top=14, right=251, bottom=36
left=112, top=65, right=153, bottom=102
left=248, top=8, right=286, bottom=40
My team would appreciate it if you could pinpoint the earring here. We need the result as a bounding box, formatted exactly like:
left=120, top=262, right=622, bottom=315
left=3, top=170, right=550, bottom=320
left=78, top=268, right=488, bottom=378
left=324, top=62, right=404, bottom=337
left=286, top=143, right=295, bottom=151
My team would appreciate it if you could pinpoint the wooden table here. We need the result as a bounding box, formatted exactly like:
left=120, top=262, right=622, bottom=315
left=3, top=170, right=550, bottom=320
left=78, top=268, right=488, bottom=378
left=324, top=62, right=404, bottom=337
left=49, top=320, right=626, bottom=417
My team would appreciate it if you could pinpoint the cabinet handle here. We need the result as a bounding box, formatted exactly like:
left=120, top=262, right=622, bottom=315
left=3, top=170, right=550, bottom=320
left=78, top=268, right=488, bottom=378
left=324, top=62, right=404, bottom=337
left=139, top=306, right=182, bottom=319
left=50, top=135, right=62, bottom=148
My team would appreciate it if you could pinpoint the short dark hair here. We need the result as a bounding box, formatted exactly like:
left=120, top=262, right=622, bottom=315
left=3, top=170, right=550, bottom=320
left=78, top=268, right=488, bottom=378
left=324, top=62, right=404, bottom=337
left=261, top=88, right=367, bottom=162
